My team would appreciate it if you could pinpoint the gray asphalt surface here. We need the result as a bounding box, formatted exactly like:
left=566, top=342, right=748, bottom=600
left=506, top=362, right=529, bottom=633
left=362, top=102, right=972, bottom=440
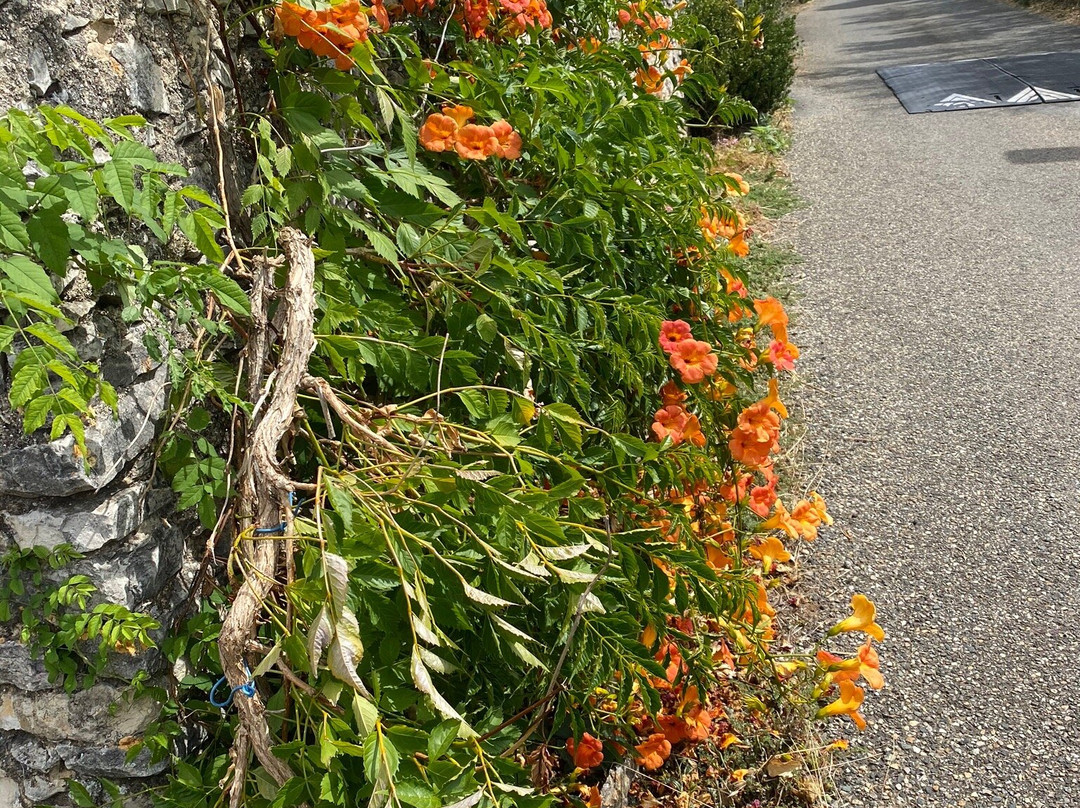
left=784, top=1, right=1080, bottom=805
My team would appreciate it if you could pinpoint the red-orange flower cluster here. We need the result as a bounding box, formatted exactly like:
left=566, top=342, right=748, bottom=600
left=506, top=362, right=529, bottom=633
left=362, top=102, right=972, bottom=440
left=635, top=733, right=672, bottom=770
left=728, top=401, right=781, bottom=468
left=276, top=1, right=384, bottom=70
left=566, top=733, right=604, bottom=769
left=699, top=206, right=751, bottom=258
left=763, top=492, right=832, bottom=541
left=634, top=65, right=665, bottom=95
left=460, top=0, right=552, bottom=38
left=502, top=0, right=553, bottom=33
left=754, top=296, right=789, bottom=342
left=419, top=105, right=522, bottom=160
left=817, top=638, right=883, bottom=691
left=658, top=319, right=692, bottom=354
left=748, top=483, right=777, bottom=517
left=768, top=337, right=799, bottom=371
left=617, top=2, right=672, bottom=31
left=652, top=404, right=705, bottom=447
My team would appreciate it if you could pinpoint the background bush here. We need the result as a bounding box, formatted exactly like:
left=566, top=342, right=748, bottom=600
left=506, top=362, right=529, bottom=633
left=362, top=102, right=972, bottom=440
left=684, top=0, right=799, bottom=124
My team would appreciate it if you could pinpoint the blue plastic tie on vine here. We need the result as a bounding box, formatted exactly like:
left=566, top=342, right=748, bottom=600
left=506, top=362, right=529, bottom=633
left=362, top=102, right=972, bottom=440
left=209, top=664, right=256, bottom=709
left=252, top=491, right=302, bottom=536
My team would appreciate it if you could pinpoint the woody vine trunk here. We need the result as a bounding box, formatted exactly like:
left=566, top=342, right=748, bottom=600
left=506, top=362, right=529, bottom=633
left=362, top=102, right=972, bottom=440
left=217, top=227, right=317, bottom=801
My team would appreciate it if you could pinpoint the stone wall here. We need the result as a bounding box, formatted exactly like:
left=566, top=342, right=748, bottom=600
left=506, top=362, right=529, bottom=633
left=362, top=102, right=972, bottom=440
left=0, top=0, right=256, bottom=803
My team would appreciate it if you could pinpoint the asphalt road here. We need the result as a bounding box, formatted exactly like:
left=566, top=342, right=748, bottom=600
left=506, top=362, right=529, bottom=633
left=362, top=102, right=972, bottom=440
left=784, top=0, right=1080, bottom=805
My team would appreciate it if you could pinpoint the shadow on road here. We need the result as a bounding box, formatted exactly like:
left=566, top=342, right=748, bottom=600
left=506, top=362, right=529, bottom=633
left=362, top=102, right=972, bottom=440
left=797, top=0, right=1080, bottom=106
left=1004, top=145, right=1080, bottom=161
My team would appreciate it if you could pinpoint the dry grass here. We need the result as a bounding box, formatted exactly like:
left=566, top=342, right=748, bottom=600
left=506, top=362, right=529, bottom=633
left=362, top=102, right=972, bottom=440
left=1009, top=0, right=1080, bottom=25
left=710, top=109, right=849, bottom=808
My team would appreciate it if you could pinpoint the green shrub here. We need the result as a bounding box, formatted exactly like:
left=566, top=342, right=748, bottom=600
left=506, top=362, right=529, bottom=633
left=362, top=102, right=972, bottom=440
left=684, top=0, right=799, bottom=124
left=2, top=2, right=875, bottom=805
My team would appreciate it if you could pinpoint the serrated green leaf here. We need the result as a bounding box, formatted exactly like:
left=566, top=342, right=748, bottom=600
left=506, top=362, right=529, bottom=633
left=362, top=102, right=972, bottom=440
left=23, top=394, right=54, bottom=433
left=364, top=729, right=399, bottom=808
left=203, top=271, right=250, bottom=315
left=0, top=255, right=57, bottom=302
left=375, top=88, right=395, bottom=129
left=10, top=364, right=48, bottom=409
left=50, top=413, right=85, bottom=448
left=475, top=313, right=497, bottom=343
left=177, top=184, right=219, bottom=208
left=100, top=156, right=135, bottom=211
left=426, top=719, right=460, bottom=762
left=352, top=695, right=379, bottom=736
left=396, top=781, right=440, bottom=808
left=0, top=205, right=29, bottom=251
left=99, top=381, right=118, bottom=413
left=178, top=208, right=225, bottom=263
left=240, top=184, right=264, bottom=208
left=456, top=389, right=487, bottom=419
left=26, top=322, right=77, bottom=359
left=68, top=780, right=96, bottom=808
left=26, top=205, right=71, bottom=275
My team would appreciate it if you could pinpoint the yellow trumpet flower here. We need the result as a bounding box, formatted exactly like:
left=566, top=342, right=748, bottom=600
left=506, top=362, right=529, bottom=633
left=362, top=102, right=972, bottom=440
left=762, top=377, right=788, bottom=418
left=749, top=535, right=791, bottom=573
left=816, top=679, right=867, bottom=730
left=828, top=594, right=885, bottom=642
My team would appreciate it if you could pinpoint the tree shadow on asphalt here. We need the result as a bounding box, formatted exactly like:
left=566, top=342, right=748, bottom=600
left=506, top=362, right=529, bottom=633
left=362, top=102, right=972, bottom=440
left=796, top=0, right=1080, bottom=105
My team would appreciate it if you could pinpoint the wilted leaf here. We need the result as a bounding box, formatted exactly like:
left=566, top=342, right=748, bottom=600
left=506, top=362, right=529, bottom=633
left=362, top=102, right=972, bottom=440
left=417, top=646, right=457, bottom=674
left=455, top=468, right=501, bottom=481
left=442, top=791, right=483, bottom=808
left=324, top=552, right=351, bottom=613
left=536, top=544, right=591, bottom=561
left=461, top=580, right=516, bottom=608
left=489, top=614, right=535, bottom=643
left=765, top=754, right=801, bottom=777
left=306, top=605, right=333, bottom=674
left=411, top=613, right=441, bottom=647
left=410, top=647, right=474, bottom=734
left=328, top=612, right=369, bottom=696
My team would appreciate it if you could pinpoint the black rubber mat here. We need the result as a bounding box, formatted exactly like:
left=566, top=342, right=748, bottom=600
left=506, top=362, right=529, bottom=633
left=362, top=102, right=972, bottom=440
left=992, top=52, right=1080, bottom=102
left=878, top=51, right=1080, bottom=113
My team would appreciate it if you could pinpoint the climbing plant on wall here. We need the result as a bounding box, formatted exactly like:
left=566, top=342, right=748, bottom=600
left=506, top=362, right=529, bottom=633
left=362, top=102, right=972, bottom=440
left=0, top=1, right=884, bottom=806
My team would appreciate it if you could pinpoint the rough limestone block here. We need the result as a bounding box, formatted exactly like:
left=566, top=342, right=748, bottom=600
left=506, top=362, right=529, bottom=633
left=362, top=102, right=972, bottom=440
left=20, top=774, right=67, bottom=803
left=0, top=363, right=168, bottom=498
left=64, top=517, right=185, bottom=610
left=0, top=775, right=20, bottom=808
left=58, top=743, right=169, bottom=778
left=0, top=682, right=159, bottom=744
left=2, top=480, right=152, bottom=553
left=112, top=36, right=170, bottom=115
left=0, top=641, right=53, bottom=693
left=9, top=731, right=170, bottom=779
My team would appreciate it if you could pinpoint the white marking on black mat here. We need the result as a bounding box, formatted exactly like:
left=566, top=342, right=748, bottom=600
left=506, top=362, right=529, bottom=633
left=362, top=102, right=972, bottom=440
left=934, top=93, right=994, bottom=108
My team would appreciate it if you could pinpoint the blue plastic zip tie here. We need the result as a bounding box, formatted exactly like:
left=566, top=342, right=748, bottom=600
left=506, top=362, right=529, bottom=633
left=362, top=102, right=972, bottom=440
left=252, top=492, right=304, bottom=535
left=209, top=664, right=256, bottom=709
